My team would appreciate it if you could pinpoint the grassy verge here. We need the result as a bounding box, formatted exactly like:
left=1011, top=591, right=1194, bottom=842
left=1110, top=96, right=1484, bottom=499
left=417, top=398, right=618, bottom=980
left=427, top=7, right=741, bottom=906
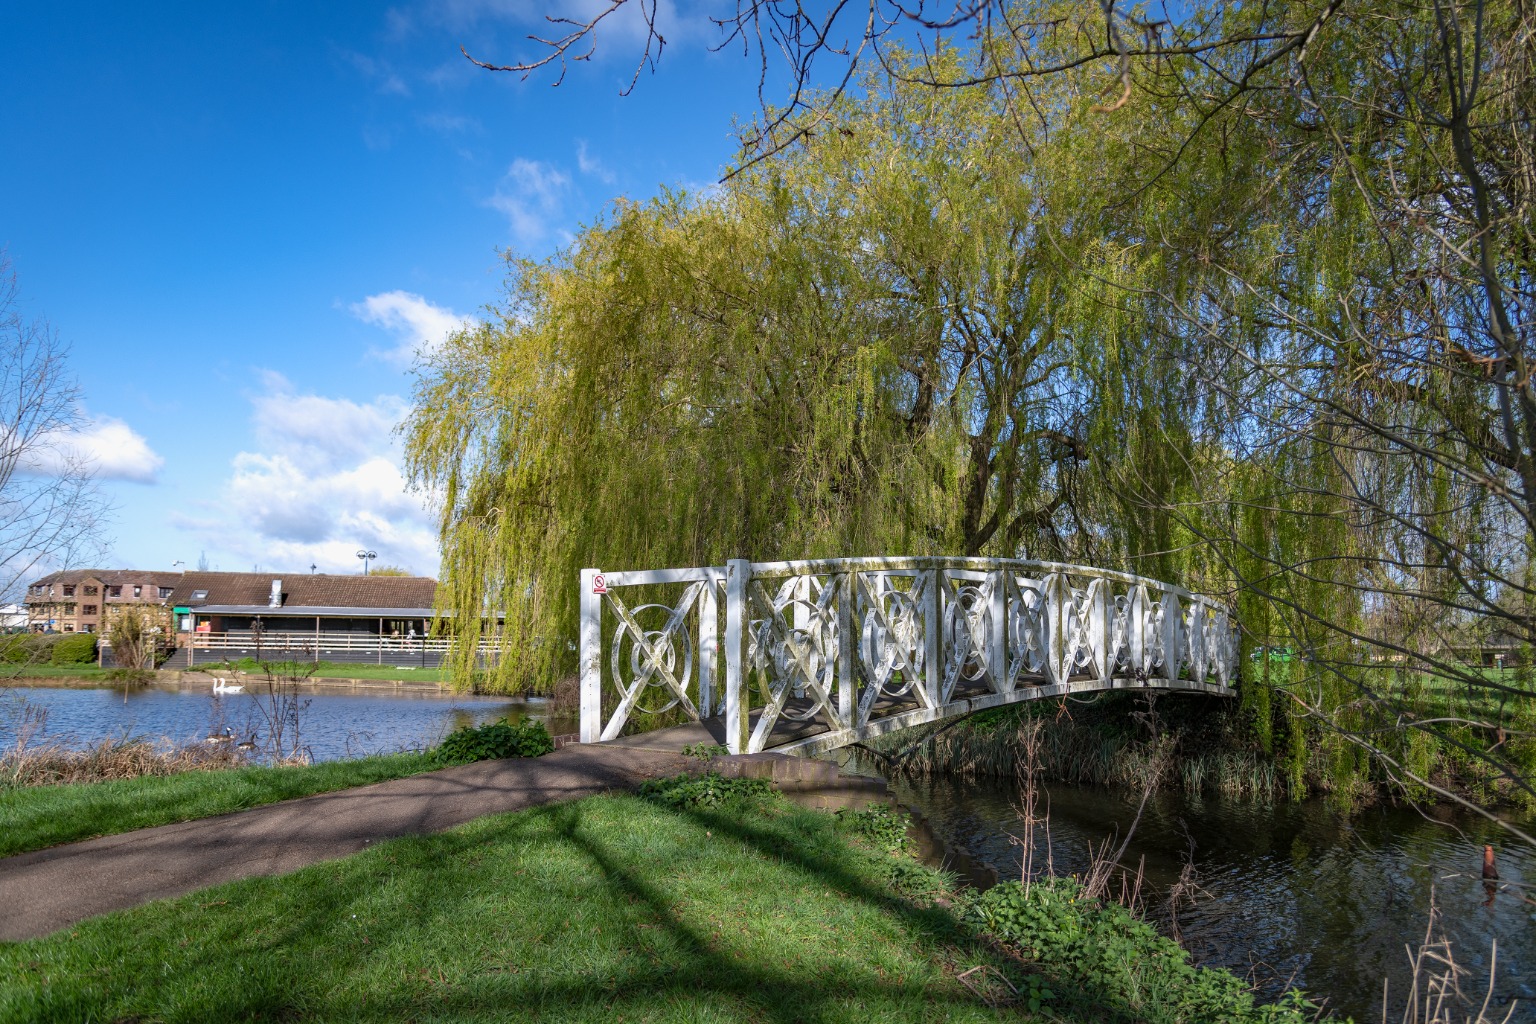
left=2, top=664, right=113, bottom=680
left=0, top=778, right=1328, bottom=1024
left=203, top=658, right=452, bottom=684
left=0, top=791, right=1030, bottom=1024
left=0, top=752, right=437, bottom=857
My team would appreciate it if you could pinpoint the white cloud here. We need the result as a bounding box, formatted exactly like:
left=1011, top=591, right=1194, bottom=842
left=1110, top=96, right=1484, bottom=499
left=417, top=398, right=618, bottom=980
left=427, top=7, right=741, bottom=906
left=186, top=376, right=441, bottom=575
left=24, top=415, right=164, bottom=484
left=487, top=158, right=571, bottom=248
left=340, top=49, right=411, bottom=96
left=576, top=139, right=616, bottom=184
left=349, top=290, right=468, bottom=364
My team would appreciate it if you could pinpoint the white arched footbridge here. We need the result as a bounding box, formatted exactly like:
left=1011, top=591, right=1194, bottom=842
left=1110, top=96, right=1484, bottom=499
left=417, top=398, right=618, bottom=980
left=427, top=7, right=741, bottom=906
left=579, top=557, right=1238, bottom=756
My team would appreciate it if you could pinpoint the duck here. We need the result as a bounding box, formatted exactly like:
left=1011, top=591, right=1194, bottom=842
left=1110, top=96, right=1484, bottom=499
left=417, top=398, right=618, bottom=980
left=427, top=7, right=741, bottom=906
left=236, top=733, right=257, bottom=752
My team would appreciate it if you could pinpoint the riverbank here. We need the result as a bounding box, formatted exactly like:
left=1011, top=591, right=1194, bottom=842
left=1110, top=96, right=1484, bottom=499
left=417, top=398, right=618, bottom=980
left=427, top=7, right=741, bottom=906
left=873, top=691, right=1536, bottom=813
left=0, top=777, right=1327, bottom=1024
left=4, top=666, right=461, bottom=692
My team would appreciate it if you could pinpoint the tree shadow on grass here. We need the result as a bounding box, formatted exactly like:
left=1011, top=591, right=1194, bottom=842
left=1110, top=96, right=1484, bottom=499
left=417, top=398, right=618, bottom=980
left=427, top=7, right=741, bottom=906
left=2, top=793, right=1111, bottom=1023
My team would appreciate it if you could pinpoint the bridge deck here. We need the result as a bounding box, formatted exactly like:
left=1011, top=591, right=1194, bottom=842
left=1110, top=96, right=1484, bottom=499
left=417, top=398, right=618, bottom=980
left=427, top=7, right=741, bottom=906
left=605, top=674, right=1229, bottom=756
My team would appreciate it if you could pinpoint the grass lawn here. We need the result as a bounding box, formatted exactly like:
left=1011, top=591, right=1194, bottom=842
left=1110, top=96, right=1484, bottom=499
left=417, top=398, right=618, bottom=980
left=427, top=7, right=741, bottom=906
left=0, top=793, right=1030, bottom=1024
left=206, top=658, right=453, bottom=684
left=2, top=664, right=112, bottom=679
left=0, top=752, right=438, bottom=857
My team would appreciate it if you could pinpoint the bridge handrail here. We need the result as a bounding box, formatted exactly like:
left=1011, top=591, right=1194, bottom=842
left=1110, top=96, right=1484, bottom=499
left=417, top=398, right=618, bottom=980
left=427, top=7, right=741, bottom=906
left=580, top=555, right=1239, bottom=754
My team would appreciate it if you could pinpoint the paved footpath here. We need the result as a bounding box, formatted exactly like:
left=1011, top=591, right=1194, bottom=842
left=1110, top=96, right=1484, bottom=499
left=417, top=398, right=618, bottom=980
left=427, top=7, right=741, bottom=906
left=0, top=743, right=689, bottom=943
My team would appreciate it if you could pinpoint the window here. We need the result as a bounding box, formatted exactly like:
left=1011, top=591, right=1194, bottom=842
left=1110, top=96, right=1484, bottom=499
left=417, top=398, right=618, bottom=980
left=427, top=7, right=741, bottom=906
left=82, top=604, right=97, bottom=615
left=108, top=586, right=121, bottom=597
left=133, top=585, right=142, bottom=598
left=191, top=589, right=208, bottom=600
left=158, top=586, right=173, bottom=599
left=63, top=625, right=74, bottom=632
left=83, top=585, right=98, bottom=595
left=63, top=585, right=75, bottom=597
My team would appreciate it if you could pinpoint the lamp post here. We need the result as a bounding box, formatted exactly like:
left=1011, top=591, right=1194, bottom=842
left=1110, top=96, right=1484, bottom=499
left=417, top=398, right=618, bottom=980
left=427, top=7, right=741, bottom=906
left=356, top=549, right=377, bottom=575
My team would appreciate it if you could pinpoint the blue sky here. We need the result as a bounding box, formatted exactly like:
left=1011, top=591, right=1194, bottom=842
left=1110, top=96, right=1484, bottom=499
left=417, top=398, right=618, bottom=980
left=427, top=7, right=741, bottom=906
left=2, top=1, right=764, bottom=580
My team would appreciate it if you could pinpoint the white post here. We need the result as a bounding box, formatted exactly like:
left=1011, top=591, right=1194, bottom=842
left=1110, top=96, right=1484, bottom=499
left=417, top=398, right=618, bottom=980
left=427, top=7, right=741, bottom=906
left=837, top=572, right=855, bottom=725
left=987, top=570, right=1008, bottom=693
left=697, top=577, right=717, bottom=718
left=724, top=558, right=750, bottom=753
left=1045, top=573, right=1067, bottom=686
left=1087, top=578, right=1109, bottom=682
left=579, top=568, right=602, bottom=743
left=1162, top=592, right=1182, bottom=683
left=1128, top=585, right=1146, bottom=682
left=923, top=570, right=941, bottom=706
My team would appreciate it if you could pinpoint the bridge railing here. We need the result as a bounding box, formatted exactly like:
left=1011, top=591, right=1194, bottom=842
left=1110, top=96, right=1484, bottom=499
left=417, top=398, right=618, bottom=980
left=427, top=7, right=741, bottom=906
left=580, top=557, right=1239, bottom=754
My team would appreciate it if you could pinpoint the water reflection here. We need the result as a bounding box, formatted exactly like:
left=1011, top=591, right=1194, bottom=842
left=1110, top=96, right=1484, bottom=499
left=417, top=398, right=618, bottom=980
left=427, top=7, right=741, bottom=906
left=887, top=774, right=1536, bottom=1023
left=1, top=684, right=555, bottom=764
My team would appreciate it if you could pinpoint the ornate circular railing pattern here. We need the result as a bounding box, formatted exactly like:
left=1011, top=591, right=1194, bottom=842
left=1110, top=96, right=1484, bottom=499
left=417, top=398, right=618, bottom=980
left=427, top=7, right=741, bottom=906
left=579, top=557, right=1238, bottom=755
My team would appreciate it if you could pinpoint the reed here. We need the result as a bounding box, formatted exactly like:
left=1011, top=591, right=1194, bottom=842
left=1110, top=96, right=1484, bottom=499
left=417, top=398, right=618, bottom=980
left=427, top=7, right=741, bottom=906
left=877, top=706, right=1297, bottom=801
left=2, top=737, right=250, bottom=788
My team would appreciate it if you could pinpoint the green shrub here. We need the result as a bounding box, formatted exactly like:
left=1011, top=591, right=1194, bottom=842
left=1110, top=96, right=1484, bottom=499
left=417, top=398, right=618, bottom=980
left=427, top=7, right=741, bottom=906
left=1, top=634, right=45, bottom=664
left=638, top=771, right=774, bottom=810
left=432, top=718, right=553, bottom=766
left=966, top=878, right=1325, bottom=1024
left=49, top=633, right=97, bottom=666
left=834, top=802, right=911, bottom=854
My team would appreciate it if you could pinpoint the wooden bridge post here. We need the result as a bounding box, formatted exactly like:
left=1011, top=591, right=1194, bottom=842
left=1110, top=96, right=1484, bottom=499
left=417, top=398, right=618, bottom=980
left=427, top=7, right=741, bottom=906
left=579, top=568, right=602, bottom=743
left=724, top=559, right=751, bottom=754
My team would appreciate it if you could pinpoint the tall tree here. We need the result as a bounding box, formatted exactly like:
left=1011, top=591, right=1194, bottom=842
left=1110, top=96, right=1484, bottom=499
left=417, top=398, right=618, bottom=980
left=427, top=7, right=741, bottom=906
left=404, top=58, right=1198, bottom=688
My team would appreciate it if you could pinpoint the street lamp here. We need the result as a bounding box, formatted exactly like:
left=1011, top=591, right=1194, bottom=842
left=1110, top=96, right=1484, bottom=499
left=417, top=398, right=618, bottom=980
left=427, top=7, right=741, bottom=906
left=356, top=549, right=377, bottom=575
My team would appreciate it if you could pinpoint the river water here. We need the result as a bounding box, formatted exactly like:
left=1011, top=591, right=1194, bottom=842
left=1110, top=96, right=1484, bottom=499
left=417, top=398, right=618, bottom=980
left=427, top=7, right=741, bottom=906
left=885, top=772, right=1535, bottom=1023
left=0, top=683, right=554, bottom=763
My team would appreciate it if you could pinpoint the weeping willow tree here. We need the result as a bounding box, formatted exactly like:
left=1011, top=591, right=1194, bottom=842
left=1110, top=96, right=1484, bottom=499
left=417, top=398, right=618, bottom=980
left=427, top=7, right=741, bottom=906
left=1044, top=0, right=1536, bottom=812
left=404, top=49, right=1200, bottom=690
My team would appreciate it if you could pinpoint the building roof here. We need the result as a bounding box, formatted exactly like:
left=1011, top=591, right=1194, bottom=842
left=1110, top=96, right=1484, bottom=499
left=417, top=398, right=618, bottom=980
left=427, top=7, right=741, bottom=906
left=168, top=572, right=438, bottom=611
left=27, top=569, right=439, bottom=613
left=28, top=569, right=185, bottom=589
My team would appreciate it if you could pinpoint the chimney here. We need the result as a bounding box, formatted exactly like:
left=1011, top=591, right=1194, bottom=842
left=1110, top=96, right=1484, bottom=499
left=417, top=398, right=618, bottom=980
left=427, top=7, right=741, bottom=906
left=269, top=579, right=283, bottom=608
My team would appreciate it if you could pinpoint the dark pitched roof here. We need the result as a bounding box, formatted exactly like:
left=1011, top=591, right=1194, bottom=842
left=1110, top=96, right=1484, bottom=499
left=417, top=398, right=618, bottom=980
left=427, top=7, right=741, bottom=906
left=29, top=569, right=185, bottom=588
left=29, top=569, right=110, bottom=587
left=168, top=572, right=438, bottom=611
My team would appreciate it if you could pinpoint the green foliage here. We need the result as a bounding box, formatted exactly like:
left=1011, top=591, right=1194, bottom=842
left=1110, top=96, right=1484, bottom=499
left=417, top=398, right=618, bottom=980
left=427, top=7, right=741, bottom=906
left=104, top=667, right=154, bottom=687
left=834, top=802, right=910, bottom=854
left=431, top=718, right=553, bottom=766
left=48, top=632, right=96, bottom=666
left=680, top=742, right=730, bottom=761
left=638, top=771, right=774, bottom=810
left=0, top=634, right=45, bottom=664
left=967, top=879, right=1326, bottom=1024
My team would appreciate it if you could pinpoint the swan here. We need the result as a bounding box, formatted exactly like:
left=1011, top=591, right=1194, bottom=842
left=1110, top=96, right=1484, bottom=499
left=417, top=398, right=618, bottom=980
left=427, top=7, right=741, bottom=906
left=212, top=677, right=243, bottom=693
